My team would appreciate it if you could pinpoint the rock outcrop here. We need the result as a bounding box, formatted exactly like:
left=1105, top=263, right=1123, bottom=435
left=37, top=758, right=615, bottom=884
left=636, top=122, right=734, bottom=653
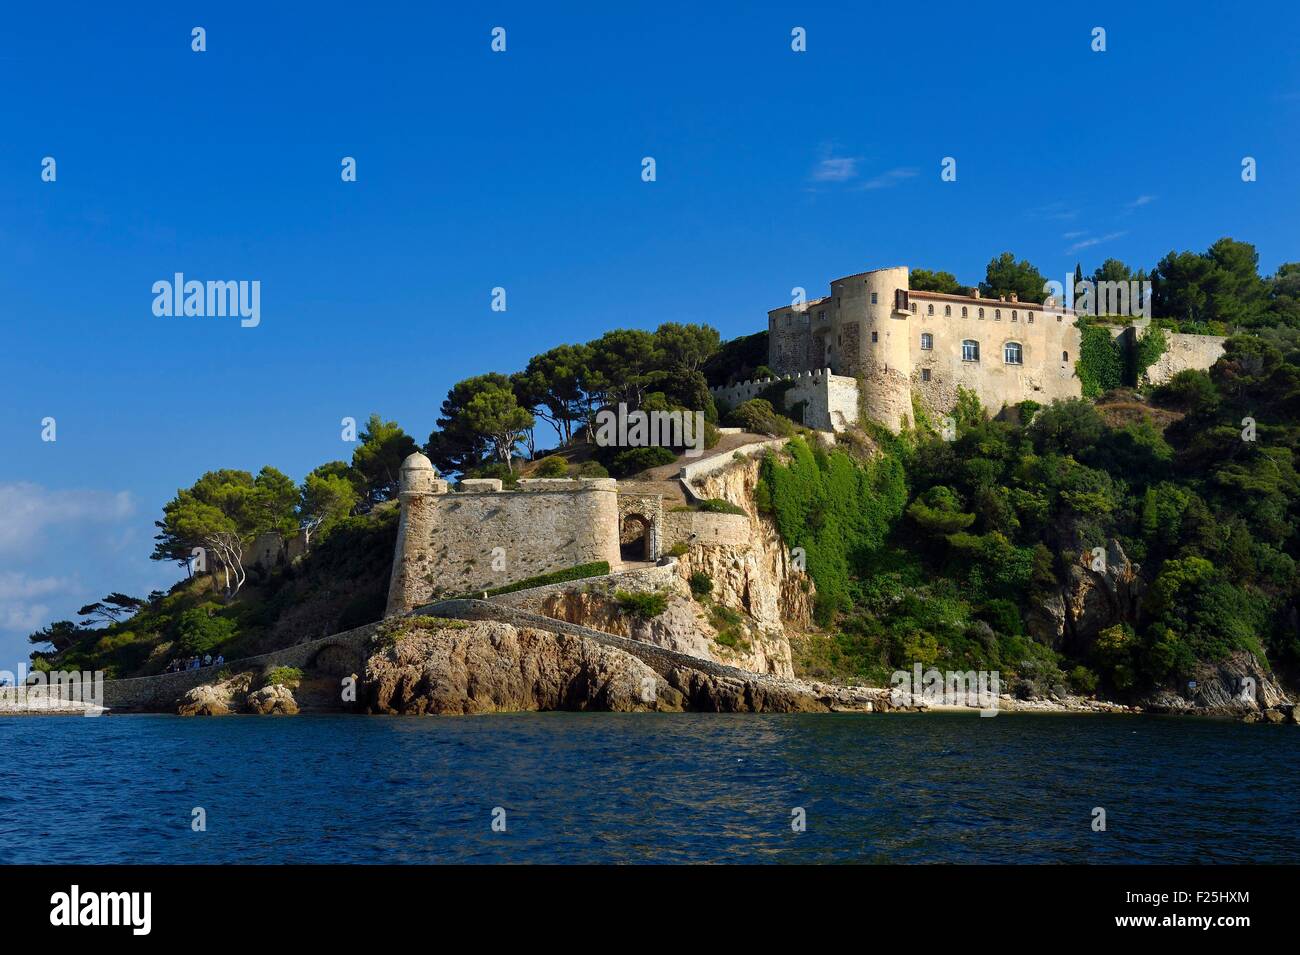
left=1142, top=649, right=1290, bottom=715
left=364, top=620, right=668, bottom=715
left=246, top=684, right=300, bottom=715
left=1027, top=539, right=1144, bottom=654
left=361, top=616, right=886, bottom=715
left=174, top=671, right=300, bottom=715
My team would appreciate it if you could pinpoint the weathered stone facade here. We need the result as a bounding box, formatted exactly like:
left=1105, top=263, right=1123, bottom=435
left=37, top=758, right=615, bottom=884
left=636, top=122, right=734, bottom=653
left=1146, top=331, right=1227, bottom=385
left=386, top=457, right=624, bottom=614
left=755, top=265, right=1231, bottom=431
left=385, top=453, right=763, bottom=616
left=762, top=266, right=1082, bottom=431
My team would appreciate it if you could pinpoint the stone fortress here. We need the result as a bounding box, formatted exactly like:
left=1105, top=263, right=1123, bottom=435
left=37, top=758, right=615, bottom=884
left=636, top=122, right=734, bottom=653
left=711, top=265, right=1227, bottom=432
left=385, top=452, right=755, bottom=614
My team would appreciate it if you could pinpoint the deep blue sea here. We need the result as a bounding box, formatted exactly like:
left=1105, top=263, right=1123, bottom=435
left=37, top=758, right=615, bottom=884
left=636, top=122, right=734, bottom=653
left=1, top=712, right=1296, bottom=864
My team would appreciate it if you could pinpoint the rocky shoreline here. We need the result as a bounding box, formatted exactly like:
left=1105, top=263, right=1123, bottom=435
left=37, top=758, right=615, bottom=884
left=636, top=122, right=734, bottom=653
left=152, top=617, right=1297, bottom=724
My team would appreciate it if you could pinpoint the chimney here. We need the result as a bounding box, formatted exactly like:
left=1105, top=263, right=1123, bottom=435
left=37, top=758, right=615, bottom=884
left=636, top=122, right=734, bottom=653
left=999, top=294, right=1006, bottom=302
left=1009, top=292, right=1018, bottom=303
left=971, top=289, right=980, bottom=299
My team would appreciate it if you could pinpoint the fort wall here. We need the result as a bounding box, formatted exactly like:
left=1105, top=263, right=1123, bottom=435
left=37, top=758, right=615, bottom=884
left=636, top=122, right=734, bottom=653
left=385, top=457, right=622, bottom=615
left=1147, top=331, right=1227, bottom=385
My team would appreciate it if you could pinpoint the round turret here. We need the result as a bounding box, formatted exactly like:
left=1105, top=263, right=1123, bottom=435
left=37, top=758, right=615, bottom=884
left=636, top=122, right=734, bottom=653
left=399, top=452, right=441, bottom=494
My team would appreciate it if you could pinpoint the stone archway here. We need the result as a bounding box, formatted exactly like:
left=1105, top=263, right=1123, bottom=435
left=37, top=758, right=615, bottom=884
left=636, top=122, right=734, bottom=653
left=620, top=513, right=655, bottom=562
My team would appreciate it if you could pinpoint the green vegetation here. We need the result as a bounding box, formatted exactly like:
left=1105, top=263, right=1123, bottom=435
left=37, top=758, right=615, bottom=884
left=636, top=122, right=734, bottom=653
left=766, top=335, right=1300, bottom=697
left=534, top=455, right=570, bottom=477
left=262, top=666, right=303, bottom=689
left=478, top=561, right=611, bottom=598
left=707, top=602, right=747, bottom=650
left=688, top=571, right=713, bottom=599
left=694, top=498, right=746, bottom=515
left=615, top=590, right=669, bottom=620
left=725, top=398, right=794, bottom=436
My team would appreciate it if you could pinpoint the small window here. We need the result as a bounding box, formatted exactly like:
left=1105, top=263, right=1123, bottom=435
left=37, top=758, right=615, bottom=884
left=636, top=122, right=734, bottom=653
left=1027, top=313, right=1034, bottom=324
left=921, top=368, right=931, bottom=382
left=1004, top=342, right=1023, bottom=364
left=818, top=310, right=826, bottom=321
left=1011, top=310, right=1018, bottom=322
left=920, top=332, right=933, bottom=350
left=978, top=307, right=985, bottom=319
left=995, top=309, right=1002, bottom=321
left=871, top=331, right=878, bottom=343
left=927, top=304, right=934, bottom=315
left=961, top=306, right=968, bottom=318
left=1056, top=314, right=1062, bottom=323
left=910, top=303, right=917, bottom=314
left=962, top=340, right=980, bottom=362
left=1062, top=350, right=1069, bottom=362
left=837, top=334, right=842, bottom=346
left=870, top=292, right=878, bottom=305
left=895, top=288, right=910, bottom=311
left=945, top=305, right=952, bottom=317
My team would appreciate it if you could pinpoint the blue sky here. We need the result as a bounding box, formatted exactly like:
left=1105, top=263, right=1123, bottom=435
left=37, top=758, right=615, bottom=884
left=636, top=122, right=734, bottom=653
left=2, top=1, right=1298, bottom=663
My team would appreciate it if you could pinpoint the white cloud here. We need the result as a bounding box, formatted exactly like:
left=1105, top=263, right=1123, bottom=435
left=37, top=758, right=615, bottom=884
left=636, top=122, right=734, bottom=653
left=0, top=572, right=77, bottom=635
left=1124, top=195, right=1156, bottom=211
left=859, top=167, right=919, bottom=190
left=1067, top=231, right=1128, bottom=253
left=0, top=482, right=134, bottom=553
left=810, top=156, right=859, bottom=182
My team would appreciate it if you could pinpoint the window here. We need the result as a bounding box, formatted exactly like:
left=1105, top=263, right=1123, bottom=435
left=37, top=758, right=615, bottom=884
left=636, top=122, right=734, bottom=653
left=1056, top=314, right=1062, bottom=323
left=910, top=303, right=917, bottom=314
left=920, top=332, right=933, bottom=350
left=818, top=310, right=826, bottom=321
left=945, top=305, right=952, bottom=317
left=1062, top=350, right=1069, bottom=362
left=927, top=304, right=934, bottom=315
left=837, top=334, right=842, bottom=346
left=1027, top=313, right=1034, bottom=324
left=961, top=306, right=968, bottom=318
left=995, top=309, right=1002, bottom=321
left=1011, top=310, right=1018, bottom=322
left=894, top=288, right=910, bottom=311
left=870, top=292, right=878, bottom=305
left=1004, top=342, right=1023, bottom=364
left=921, top=368, right=931, bottom=382
left=962, top=340, right=980, bottom=362
left=978, top=307, right=985, bottom=319
left=871, top=331, right=878, bottom=343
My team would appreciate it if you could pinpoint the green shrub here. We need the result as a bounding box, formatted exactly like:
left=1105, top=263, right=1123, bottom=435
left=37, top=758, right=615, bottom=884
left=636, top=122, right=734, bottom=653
left=1067, top=665, right=1099, bottom=694
left=480, top=561, right=611, bottom=597
left=615, top=590, right=668, bottom=619
left=695, top=497, right=746, bottom=515
left=174, top=608, right=237, bottom=655
left=577, top=460, right=609, bottom=478
left=534, top=456, right=569, bottom=478
left=263, top=666, right=303, bottom=689
left=609, top=446, right=676, bottom=477
left=725, top=398, right=794, bottom=437
left=689, top=572, right=713, bottom=598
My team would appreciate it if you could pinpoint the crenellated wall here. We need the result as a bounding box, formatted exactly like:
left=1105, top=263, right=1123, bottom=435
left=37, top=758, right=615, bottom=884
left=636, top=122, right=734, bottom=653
left=710, top=369, right=859, bottom=433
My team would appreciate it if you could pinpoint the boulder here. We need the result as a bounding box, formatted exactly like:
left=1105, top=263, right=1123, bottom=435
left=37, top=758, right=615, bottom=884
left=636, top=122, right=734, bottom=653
left=176, top=684, right=232, bottom=716
left=245, top=684, right=299, bottom=715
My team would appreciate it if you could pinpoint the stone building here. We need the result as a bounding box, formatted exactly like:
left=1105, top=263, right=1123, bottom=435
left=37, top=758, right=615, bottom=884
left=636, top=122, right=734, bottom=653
left=721, top=264, right=1227, bottom=433
left=763, top=265, right=1080, bottom=431
left=385, top=453, right=750, bottom=615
